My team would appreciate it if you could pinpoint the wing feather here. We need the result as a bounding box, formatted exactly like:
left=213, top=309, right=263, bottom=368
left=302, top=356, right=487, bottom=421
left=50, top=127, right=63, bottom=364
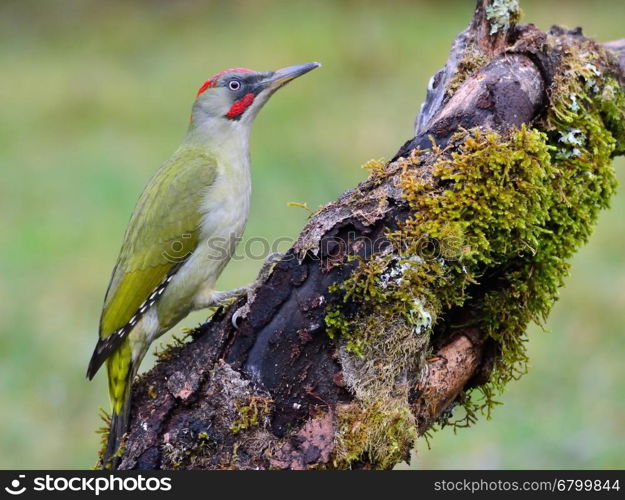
left=88, top=149, right=216, bottom=377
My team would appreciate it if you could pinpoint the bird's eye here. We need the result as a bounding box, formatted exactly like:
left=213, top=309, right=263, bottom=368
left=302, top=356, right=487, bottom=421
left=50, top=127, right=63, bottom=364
left=228, top=80, right=241, bottom=91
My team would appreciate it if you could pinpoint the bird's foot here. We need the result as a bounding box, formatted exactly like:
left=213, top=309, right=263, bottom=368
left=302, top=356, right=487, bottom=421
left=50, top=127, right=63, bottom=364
left=209, top=286, right=251, bottom=307
left=231, top=252, right=283, bottom=328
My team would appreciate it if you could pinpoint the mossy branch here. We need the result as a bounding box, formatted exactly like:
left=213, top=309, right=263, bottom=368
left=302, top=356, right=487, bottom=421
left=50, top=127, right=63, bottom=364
left=112, top=0, right=625, bottom=470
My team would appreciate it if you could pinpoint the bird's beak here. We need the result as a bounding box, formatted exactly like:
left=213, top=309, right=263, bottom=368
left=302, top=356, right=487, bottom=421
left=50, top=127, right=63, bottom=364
left=262, top=62, right=321, bottom=91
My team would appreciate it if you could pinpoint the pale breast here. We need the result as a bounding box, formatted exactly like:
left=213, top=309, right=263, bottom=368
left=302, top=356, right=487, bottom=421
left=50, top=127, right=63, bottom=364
left=199, top=156, right=251, bottom=254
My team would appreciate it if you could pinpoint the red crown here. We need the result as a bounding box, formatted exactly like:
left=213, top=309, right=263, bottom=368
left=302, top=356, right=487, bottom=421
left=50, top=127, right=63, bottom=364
left=197, top=68, right=255, bottom=97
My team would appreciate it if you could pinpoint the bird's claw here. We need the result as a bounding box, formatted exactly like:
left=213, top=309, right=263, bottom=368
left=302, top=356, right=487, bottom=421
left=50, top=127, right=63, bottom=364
left=231, top=287, right=253, bottom=328
left=231, top=306, right=245, bottom=328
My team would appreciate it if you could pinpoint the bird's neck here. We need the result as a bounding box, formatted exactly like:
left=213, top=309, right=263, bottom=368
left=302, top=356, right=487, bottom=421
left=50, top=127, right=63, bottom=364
left=185, top=117, right=250, bottom=155
left=183, top=117, right=252, bottom=189
left=185, top=118, right=253, bottom=247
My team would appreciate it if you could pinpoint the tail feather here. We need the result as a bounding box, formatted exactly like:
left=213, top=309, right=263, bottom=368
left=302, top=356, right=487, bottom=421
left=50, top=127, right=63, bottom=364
left=87, top=336, right=117, bottom=380
left=103, top=405, right=130, bottom=470
left=101, top=339, right=134, bottom=470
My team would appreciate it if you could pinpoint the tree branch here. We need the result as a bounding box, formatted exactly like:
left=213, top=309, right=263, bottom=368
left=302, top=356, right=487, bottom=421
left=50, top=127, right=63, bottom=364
left=111, top=0, right=625, bottom=470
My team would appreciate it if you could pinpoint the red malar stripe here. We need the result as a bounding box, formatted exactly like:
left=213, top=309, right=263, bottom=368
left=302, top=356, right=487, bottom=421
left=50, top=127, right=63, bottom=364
left=226, top=93, right=255, bottom=119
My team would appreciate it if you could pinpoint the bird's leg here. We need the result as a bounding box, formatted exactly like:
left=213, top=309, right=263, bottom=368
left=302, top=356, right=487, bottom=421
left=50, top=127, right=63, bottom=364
left=209, top=286, right=251, bottom=306
left=193, top=253, right=283, bottom=321
left=231, top=252, right=283, bottom=327
left=193, top=285, right=250, bottom=311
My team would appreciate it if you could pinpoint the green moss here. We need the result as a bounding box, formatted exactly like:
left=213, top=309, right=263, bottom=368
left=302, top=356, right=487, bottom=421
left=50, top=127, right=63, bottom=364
left=447, top=44, right=490, bottom=96
left=325, top=253, right=430, bottom=466
left=230, top=396, right=273, bottom=434
left=94, top=407, right=126, bottom=470
left=439, top=382, right=502, bottom=432
left=325, top=40, right=623, bottom=454
left=548, top=39, right=625, bottom=158
left=361, top=158, right=387, bottom=186
left=161, top=429, right=216, bottom=470
left=146, top=384, right=157, bottom=399
left=94, top=409, right=111, bottom=470
left=333, top=400, right=416, bottom=469
left=153, top=328, right=195, bottom=362
left=396, top=126, right=568, bottom=392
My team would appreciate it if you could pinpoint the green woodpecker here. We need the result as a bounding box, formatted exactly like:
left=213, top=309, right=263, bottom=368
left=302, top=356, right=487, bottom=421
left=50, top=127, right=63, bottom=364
left=87, top=62, right=320, bottom=468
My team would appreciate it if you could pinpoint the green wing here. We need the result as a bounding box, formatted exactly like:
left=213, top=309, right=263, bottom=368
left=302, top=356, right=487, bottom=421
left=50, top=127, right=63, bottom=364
left=98, top=148, right=216, bottom=348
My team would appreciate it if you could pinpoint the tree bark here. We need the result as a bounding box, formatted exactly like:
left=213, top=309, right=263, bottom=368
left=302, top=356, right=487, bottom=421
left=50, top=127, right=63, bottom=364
left=114, top=0, right=625, bottom=470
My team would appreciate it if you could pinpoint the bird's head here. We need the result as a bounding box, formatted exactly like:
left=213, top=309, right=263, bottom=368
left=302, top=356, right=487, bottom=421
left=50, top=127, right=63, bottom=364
left=189, top=62, right=320, bottom=133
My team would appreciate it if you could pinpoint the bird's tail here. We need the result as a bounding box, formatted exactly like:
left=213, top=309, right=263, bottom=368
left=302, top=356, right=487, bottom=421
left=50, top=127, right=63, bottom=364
left=102, top=340, right=133, bottom=470
left=103, top=405, right=129, bottom=470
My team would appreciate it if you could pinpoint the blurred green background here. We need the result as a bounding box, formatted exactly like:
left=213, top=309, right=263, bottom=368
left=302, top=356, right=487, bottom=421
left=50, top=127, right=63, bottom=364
left=0, top=0, right=623, bottom=469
